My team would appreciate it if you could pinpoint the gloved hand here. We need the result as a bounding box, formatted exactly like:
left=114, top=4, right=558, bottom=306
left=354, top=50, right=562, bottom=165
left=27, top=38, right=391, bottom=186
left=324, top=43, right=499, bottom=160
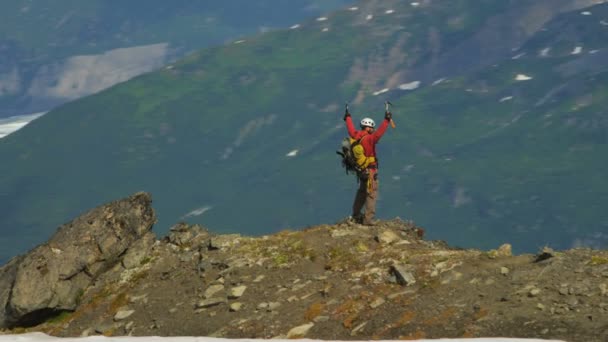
left=385, top=111, right=392, bottom=121
left=343, top=110, right=351, bottom=121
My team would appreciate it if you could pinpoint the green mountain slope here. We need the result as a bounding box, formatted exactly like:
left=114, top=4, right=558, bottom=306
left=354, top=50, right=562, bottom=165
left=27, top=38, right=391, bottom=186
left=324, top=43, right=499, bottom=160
left=0, top=0, right=353, bottom=117
left=2, top=0, right=608, bottom=264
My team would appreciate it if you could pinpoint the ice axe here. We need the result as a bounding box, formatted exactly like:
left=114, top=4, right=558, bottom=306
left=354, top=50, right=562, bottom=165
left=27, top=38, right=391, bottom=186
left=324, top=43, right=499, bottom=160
left=385, top=100, right=396, bottom=129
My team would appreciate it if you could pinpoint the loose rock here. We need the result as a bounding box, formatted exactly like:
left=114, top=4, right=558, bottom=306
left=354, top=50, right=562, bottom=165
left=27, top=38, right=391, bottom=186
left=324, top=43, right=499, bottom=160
left=204, top=285, right=225, bottom=299
left=287, top=322, right=314, bottom=338
left=229, top=285, right=247, bottom=299
left=114, top=309, right=135, bottom=321
left=391, top=264, right=416, bottom=286
left=196, top=297, right=226, bottom=309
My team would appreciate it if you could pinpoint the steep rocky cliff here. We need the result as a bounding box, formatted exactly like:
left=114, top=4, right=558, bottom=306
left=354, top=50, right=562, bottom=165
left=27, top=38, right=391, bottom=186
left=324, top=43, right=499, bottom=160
left=1, top=193, right=606, bottom=341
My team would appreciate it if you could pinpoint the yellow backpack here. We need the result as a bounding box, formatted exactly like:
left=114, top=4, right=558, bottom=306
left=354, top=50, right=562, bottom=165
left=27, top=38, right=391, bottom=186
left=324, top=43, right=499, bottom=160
left=337, top=136, right=376, bottom=175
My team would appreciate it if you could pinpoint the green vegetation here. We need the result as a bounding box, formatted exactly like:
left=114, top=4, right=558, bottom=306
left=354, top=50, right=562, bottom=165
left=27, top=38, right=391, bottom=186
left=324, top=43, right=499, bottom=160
left=1, top=1, right=608, bottom=264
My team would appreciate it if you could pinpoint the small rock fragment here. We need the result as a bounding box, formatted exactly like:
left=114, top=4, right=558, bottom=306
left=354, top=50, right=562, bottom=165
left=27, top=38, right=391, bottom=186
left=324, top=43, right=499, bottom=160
left=229, top=285, right=247, bottom=299
left=204, top=284, right=225, bottom=299
left=391, top=264, right=416, bottom=286
left=350, top=321, right=368, bottom=336
left=370, top=297, right=386, bottom=309
left=314, top=315, right=330, bottom=323
left=500, top=267, right=510, bottom=275
left=529, top=288, right=541, bottom=297
left=229, top=303, right=243, bottom=312
left=497, top=244, right=512, bottom=257
left=534, top=247, right=554, bottom=262
left=287, top=323, right=314, bottom=338
left=196, top=297, right=226, bottom=309
left=376, top=230, right=400, bottom=244
left=114, top=309, right=135, bottom=321
left=268, top=302, right=282, bottom=311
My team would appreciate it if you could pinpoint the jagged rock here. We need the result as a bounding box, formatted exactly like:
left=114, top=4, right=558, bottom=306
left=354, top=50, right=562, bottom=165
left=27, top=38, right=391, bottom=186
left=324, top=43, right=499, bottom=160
left=391, top=264, right=416, bottom=286
left=535, top=247, right=555, bottom=262
left=0, top=192, right=155, bottom=328
left=0, top=256, right=23, bottom=327
left=122, top=232, right=156, bottom=269
left=497, top=244, right=512, bottom=257
left=167, top=223, right=208, bottom=247
left=287, top=322, right=314, bottom=338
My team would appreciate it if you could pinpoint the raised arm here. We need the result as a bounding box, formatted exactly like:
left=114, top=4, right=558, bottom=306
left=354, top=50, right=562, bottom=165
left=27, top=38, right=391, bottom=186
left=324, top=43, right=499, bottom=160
left=370, top=117, right=390, bottom=143
left=345, top=114, right=358, bottom=138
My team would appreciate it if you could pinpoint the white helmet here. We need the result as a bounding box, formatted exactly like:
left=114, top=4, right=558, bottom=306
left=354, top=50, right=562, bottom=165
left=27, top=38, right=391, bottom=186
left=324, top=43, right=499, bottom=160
left=360, top=117, right=376, bottom=128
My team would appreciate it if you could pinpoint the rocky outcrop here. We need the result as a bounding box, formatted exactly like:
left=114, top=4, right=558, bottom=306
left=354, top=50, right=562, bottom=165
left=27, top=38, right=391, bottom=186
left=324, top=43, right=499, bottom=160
left=0, top=192, right=156, bottom=328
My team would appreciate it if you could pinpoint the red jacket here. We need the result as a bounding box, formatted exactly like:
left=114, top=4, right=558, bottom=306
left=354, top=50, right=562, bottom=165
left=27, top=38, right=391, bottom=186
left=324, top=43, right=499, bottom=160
left=345, top=116, right=390, bottom=167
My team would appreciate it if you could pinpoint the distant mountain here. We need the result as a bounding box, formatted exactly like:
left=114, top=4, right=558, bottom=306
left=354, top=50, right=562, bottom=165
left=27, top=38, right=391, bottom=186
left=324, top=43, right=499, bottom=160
left=1, top=0, right=608, bottom=264
left=0, top=0, right=354, bottom=118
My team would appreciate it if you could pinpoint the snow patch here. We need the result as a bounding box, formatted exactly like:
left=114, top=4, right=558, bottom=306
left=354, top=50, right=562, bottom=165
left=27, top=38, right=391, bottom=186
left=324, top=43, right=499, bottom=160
left=316, top=17, right=328, bottom=22
left=290, top=24, right=301, bottom=29
left=589, top=49, right=599, bottom=54
left=392, top=175, right=401, bottom=181
left=0, top=112, right=46, bottom=138
left=411, top=2, right=420, bottom=7
left=372, top=88, right=389, bottom=96
left=366, top=14, right=374, bottom=20
left=286, top=150, right=299, bottom=157
left=385, top=9, right=395, bottom=14
left=499, top=96, right=514, bottom=103
left=571, top=46, right=583, bottom=55
left=322, top=27, right=329, bottom=32
left=581, top=11, right=592, bottom=16
left=182, top=206, right=212, bottom=219
left=511, top=53, right=525, bottom=60
left=27, top=43, right=171, bottom=101
left=234, top=40, right=246, bottom=44
left=348, top=7, right=359, bottom=11
left=539, top=47, right=551, bottom=57
left=515, top=74, right=532, bottom=81
left=601, top=20, right=608, bottom=26
left=398, top=81, right=420, bottom=90
left=432, top=78, right=446, bottom=86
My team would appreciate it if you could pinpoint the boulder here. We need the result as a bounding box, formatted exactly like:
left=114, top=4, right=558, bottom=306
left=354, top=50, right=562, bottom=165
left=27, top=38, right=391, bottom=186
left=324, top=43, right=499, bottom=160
left=167, top=223, right=208, bottom=247
left=122, top=232, right=156, bottom=269
left=0, top=192, right=156, bottom=328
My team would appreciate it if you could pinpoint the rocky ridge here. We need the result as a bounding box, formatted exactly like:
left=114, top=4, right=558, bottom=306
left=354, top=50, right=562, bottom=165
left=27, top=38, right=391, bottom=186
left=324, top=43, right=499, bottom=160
left=1, top=193, right=607, bottom=341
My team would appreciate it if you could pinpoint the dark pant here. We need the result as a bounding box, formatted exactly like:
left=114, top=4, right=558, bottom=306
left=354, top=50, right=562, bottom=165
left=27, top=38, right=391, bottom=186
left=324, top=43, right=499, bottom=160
left=352, top=170, right=378, bottom=225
